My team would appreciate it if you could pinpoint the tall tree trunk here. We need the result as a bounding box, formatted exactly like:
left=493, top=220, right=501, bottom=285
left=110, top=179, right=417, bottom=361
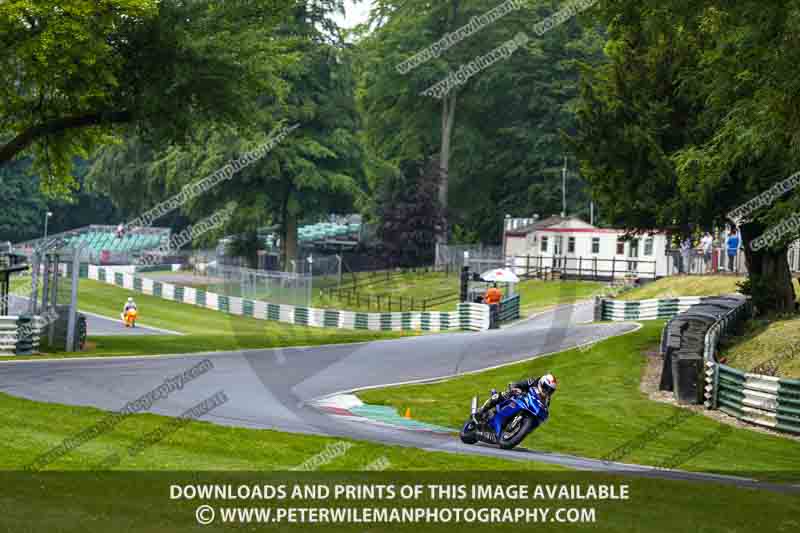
left=740, top=222, right=797, bottom=315
left=281, top=186, right=298, bottom=272
left=438, top=92, right=456, bottom=244
left=436, top=0, right=460, bottom=245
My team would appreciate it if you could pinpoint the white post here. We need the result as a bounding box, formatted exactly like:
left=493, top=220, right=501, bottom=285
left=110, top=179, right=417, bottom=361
left=66, top=249, right=80, bottom=351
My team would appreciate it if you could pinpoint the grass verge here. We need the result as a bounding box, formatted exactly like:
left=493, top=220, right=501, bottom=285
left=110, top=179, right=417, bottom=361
left=618, top=275, right=800, bottom=301
left=721, top=315, right=800, bottom=378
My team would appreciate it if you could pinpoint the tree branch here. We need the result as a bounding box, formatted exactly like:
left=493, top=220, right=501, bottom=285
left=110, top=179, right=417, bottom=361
left=0, top=110, right=132, bottom=165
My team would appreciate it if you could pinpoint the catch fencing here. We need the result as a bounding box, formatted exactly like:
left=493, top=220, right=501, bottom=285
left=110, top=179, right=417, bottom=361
left=83, top=265, right=490, bottom=332
left=200, top=263, right=311, bottom=307
left=435, top=244, right=502, bottom=271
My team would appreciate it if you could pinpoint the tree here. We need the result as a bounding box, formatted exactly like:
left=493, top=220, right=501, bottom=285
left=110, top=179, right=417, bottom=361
left=377, top=156, right=444, bottom=267
left=570, top=0, right=799, bottom=313
left=89, top=0, right=365, bottom=271
left=356, top=0, right=603, bottom=243
left=0, top=0, right=291, bottom=196
left=0, top=157, right=120, bottom=243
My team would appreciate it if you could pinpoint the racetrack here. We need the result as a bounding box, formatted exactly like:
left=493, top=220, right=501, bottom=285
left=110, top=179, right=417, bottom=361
left=0, top=300, right=795, bottom=492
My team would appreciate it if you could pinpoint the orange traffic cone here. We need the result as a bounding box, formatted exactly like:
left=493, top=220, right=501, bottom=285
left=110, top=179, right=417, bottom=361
left=404, top=408, right=412, bottom=419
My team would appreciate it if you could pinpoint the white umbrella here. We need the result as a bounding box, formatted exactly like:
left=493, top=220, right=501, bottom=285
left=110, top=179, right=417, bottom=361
left=480, top=268, right=520, bottom=283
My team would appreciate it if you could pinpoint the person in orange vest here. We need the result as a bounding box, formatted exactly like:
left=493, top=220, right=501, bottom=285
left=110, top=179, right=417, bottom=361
left=484, top=283, right=503, bottom=305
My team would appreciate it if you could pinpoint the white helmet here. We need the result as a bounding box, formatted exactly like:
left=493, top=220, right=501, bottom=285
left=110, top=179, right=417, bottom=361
left=538, top=374, right=557, bottom=399
left=127, top=297, right=134, bottom=303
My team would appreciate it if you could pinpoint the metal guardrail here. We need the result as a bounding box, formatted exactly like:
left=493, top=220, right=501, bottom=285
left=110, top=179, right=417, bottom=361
left=707, top=364, right=800, bottom=435
left=597, top=296, right=713, bottom=321
left=698, top=296, right=800, bottom=434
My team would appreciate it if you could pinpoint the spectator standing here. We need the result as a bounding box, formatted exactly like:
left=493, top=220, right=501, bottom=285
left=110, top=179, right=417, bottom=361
left=680, top=237, right=693, bottom=274
left=700, top=232, right=714, bottom=273
left=726, top=228, right=740, bottom=273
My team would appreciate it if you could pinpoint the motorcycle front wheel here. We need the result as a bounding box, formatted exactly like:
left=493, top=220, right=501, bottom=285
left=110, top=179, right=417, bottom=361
left=498, top=415, right=535, bottom=450
left=459, top=419, right=478, bottom=444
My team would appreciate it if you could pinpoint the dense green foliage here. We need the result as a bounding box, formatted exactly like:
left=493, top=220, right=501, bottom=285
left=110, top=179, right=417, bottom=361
left=2, top=0, right=799, bottom=311
left=0, top=0, right=291, bottom=195
left=570, top=0, right=800, bottom=312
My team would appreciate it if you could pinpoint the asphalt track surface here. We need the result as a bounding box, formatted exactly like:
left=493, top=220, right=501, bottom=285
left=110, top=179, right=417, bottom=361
left=0, top=300, right=796, bottom=492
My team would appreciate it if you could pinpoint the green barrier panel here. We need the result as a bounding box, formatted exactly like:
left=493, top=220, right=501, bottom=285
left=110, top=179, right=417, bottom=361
left=267, top=304, right=280, bottom=321
left=401, top=312, right=413, bottom=330
left=323, top=310, right=339, bottom=328
left=354, top=313, right=369, bottom=330
left=294, top=307, right=309, bottom=326
left=242, top=300, right=254, bottom=317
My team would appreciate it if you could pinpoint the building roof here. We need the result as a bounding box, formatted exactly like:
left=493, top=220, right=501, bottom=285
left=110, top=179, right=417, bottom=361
left=506, top=215, right=596, bottom=236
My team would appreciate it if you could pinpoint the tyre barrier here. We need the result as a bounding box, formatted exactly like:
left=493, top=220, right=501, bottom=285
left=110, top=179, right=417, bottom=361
left=658, top=295, right=750, bottom=405
left=0, top=315, right=43, bottom=356
left=84, top=265, right=491, bottom=332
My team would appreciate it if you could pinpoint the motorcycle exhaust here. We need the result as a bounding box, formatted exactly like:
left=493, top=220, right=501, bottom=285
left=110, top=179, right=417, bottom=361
left=470, top=396, right=478, bottom=416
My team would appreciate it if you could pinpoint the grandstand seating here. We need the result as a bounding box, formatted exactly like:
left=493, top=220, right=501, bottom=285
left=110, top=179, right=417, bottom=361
left=14, top=225, right=169, bottom=255
left=63, top=230, right=166, bottom=253
left=261, top=221, right=361, bottom=248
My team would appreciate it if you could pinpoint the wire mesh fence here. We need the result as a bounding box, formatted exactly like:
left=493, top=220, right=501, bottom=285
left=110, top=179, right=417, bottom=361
left=202, top=263, right=312, bottom=307
left=435, top=244, right=503, bottom=271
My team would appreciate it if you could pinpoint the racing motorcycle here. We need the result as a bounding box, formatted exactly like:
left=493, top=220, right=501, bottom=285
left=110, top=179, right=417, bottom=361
left=459, top=384, right=549, bottom=450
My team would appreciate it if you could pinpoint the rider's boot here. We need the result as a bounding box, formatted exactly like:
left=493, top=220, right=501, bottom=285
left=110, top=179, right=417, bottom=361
left=474, top=390, right=502, bottom=422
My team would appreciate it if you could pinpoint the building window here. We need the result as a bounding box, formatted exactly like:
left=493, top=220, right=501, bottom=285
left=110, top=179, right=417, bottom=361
left=540, top=236, right=549, bottom=253
left=644, top=238, right=654, bottom=256
left=568, top=236, right=576, bottom=253
left=616, top=238, right=625, bottom=255
left=591, top=237, right=600, bottom=254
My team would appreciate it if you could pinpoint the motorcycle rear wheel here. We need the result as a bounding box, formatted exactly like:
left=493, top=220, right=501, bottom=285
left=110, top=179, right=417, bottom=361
left=498, top=415, right=535, bottom=450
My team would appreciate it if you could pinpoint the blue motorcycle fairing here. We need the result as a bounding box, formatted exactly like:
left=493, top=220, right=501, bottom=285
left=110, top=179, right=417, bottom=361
left=488, top=390, right=549, bottom=438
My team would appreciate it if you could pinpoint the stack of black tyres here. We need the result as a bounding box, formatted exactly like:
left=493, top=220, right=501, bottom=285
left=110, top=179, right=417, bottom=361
left=660, top=295, right=749, bottom=404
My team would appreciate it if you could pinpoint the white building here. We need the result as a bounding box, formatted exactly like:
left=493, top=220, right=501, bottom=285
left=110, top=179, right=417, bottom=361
left=503, top=216, right=670, bottom=279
